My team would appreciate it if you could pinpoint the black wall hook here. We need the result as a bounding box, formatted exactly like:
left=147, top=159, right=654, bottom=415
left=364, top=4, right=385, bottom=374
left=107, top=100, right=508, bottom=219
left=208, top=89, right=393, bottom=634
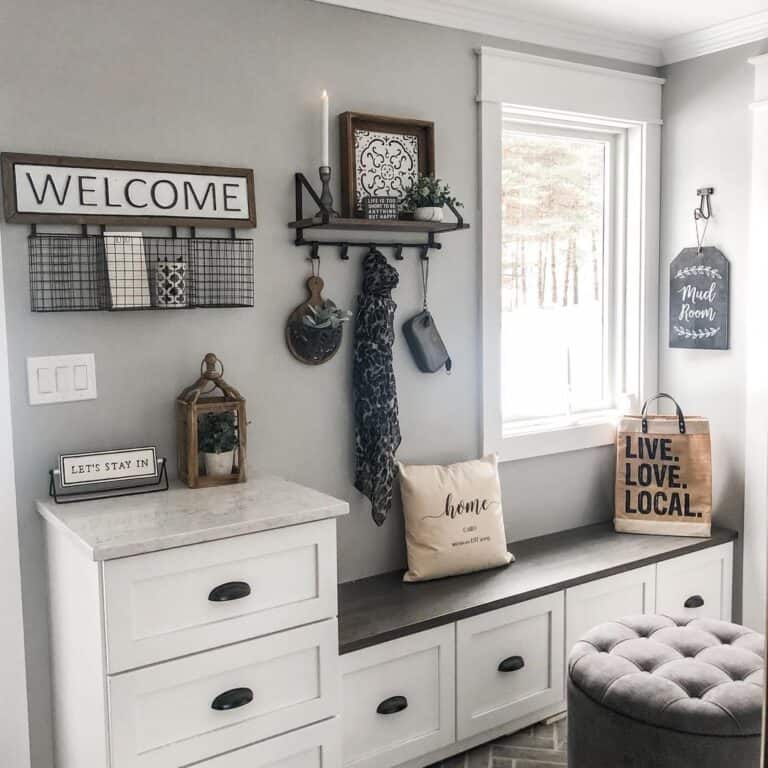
left=694, top=187, right=714, bottom=221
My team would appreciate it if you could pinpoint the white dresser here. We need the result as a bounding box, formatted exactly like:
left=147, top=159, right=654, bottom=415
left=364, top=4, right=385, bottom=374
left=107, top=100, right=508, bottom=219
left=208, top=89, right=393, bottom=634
left=38, top=476, right=348, bottom=768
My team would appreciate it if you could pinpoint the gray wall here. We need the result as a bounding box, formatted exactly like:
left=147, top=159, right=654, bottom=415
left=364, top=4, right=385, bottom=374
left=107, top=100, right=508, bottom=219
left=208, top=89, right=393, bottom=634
left=0, top=1, right=654, bottom=765
left=660, top=39, right=768, bottom=622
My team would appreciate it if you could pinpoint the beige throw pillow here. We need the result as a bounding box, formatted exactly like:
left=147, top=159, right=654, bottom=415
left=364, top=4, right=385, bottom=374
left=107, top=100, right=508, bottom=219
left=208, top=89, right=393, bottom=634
left=399, top=455, right=513, bottom=582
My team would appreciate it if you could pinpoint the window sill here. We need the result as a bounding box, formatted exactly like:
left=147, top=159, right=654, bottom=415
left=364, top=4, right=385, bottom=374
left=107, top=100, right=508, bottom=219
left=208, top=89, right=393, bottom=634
left=491, top=413, right=619, bottom=462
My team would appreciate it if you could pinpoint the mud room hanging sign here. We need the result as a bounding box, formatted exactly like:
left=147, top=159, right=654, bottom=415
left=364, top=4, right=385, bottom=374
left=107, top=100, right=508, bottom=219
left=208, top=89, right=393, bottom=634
left=669, top=246, right=729, bottom=350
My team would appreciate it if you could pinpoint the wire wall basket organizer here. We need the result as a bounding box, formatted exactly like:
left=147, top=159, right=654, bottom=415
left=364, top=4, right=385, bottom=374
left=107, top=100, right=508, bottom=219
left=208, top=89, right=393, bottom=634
left=28, top=230, right=254, bottom=312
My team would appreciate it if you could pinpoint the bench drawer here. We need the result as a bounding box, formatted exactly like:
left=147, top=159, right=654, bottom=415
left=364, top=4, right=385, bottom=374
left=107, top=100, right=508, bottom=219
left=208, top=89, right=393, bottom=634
left=566, top=565, right=656, bottom=655
left=456, top=592, right=564, bottom=740
left=656, top=542, right=733, bottom=621
left=197, top=719, right=340, bottom=768
left=108, top=619, right=338, bottom=768
left=341, top=625, right=455, bottom=768
left=103, top=519, right=337, bottom=672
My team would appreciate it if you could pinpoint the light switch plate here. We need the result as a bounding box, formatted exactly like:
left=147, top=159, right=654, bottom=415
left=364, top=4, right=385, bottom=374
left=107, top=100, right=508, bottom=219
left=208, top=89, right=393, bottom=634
left=27, top=354, right=97, bottom=405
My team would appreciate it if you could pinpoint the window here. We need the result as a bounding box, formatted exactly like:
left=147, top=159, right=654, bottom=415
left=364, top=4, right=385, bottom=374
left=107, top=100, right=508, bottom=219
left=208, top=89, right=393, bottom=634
left=478, top=49, right=663, bottom=462
left=501, top=125, right=614, bottom=429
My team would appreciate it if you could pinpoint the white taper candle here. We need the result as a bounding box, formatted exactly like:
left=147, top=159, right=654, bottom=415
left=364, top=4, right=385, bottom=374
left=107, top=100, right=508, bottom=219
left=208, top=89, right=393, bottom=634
left=321, top=90, right=329, bottom=167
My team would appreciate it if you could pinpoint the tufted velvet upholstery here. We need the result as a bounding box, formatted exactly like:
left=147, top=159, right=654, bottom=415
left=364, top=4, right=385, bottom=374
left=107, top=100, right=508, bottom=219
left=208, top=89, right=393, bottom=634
left=569, top=614, right=764, bottom=737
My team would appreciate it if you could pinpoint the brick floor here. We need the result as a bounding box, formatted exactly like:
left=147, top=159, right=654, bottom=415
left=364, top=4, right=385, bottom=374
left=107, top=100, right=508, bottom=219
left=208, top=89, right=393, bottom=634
left=427, top=719, right=567, bottom=767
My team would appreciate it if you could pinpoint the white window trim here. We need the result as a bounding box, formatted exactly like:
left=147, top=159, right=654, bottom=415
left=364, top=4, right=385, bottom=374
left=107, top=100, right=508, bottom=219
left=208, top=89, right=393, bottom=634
left=479, top=48, right=663, bottom=462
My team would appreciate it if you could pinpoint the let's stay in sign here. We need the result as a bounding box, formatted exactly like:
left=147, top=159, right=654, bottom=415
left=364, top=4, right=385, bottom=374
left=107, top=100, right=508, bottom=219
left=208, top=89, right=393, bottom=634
left=1, top=153, right=256, bottom=227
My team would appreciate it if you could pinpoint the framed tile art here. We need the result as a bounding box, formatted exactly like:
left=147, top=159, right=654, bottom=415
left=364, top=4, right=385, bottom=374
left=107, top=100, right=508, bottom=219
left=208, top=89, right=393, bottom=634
left=339, top=112, right=435, bottom=218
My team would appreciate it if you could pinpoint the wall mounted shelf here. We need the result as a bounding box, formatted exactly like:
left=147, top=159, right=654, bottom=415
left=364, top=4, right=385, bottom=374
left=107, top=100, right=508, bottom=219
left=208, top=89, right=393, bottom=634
left=289, top=173, right=469, bottom=261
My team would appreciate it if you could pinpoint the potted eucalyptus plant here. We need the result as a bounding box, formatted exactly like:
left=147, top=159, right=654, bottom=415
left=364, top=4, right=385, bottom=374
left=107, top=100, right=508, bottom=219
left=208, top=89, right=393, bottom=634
left=401, top=174, right=463, bottom=223
left=198, top=410, right=237, bottom=477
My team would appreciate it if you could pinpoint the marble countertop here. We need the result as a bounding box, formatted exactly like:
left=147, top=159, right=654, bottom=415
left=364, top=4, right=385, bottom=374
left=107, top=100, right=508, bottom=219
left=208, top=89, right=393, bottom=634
left=37, top=475, right=348, bottom=561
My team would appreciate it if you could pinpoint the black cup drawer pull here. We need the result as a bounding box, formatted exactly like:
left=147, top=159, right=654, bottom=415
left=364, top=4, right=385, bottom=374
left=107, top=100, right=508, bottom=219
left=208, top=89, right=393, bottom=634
left=684, top=594, right=705, bottom=609
left=498, top=655, right=525, bottom=673
left=211, top=687, right=253, bottom=711
left=377, top=695, right=408, bottom=715
left=208, top=581, right=251, bottom=602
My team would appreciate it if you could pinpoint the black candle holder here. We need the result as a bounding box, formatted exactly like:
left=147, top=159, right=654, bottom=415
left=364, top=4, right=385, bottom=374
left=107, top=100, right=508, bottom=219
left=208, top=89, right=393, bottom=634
left=317, top=166, right=338, bottom=221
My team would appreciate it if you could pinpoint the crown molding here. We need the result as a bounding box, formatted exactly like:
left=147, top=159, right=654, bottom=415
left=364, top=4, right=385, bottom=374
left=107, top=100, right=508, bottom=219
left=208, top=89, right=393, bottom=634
left=661, top=10, right=768, bottom=64
left=313, top=0, right=663, bottom=66
left=314, top=1, right=768, bottom=68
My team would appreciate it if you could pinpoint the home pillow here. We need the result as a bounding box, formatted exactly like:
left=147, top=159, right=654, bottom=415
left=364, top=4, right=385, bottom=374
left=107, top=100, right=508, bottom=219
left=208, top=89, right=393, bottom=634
left=399, top=454, right=513, bottom=582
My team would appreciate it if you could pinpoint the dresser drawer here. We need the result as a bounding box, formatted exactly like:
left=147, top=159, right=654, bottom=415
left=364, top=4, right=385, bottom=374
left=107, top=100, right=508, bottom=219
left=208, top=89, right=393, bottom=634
left=456, top=592, right=565, bottom=740
left=341, top=625, right=455, bottom=768
left=103, top=519, right=337, bottom=672
left=656, top=542, right=733, bottom=621
left=566, top=565, right=656, bottom=655
left=198, top=718, right=340, bottom=768
left=108, top=619, right=338, bottom=768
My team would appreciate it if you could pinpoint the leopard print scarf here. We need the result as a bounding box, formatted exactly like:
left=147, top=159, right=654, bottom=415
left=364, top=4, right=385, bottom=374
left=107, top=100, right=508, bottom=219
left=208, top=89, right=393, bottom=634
left=353, top=249, right=401, bottom=526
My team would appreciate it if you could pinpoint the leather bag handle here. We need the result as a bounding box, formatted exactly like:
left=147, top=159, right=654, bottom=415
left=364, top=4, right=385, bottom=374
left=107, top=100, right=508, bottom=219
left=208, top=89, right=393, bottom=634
left=640, top=392, right=686, bottom=435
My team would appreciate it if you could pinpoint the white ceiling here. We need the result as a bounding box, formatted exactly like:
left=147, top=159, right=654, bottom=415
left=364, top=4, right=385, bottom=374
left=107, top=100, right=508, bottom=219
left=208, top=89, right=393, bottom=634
left=482, top=0, right=767, bottom=43
left=315, top=0, right=768, bottom=65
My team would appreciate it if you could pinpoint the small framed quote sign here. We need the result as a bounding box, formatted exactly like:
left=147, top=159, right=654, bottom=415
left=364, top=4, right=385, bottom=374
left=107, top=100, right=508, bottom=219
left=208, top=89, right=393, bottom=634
left=669, top=247, right=729, bottom=350
left=363, top=196, right=399, bottom=221
left=1, top=153, right=256, bottom=227
left=58, top=447, right=158, bottom=487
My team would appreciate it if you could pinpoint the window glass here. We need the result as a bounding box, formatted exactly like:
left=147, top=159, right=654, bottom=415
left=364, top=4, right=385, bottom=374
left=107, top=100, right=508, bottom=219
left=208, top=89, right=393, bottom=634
left=501, top=130, right=610, bottom=425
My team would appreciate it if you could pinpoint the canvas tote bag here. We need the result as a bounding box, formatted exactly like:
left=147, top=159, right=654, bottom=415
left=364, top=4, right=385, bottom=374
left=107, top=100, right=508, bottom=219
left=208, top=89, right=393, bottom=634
left=615, top=393, right=712, bottom=537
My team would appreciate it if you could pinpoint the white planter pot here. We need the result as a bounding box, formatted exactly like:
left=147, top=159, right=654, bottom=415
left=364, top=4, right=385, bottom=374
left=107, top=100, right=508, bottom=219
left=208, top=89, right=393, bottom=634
left=413, top=206, right=444, bottom=222
left=203, top=449, right=235, bottom=477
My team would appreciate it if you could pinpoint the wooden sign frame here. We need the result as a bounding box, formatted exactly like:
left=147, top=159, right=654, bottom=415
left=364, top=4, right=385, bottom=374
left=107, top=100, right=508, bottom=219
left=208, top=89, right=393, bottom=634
left=339, top=113, right=435, bottom=218
left=1, top=152, right=257, bottom=227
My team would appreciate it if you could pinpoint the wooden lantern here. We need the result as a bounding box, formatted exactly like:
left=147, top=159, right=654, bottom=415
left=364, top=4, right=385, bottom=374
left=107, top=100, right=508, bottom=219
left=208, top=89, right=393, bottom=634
left=176, top=353, right=247, bottom=488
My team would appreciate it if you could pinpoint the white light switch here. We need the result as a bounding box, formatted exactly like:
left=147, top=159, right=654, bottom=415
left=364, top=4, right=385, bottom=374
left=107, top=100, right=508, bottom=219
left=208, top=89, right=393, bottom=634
left=73, top=365, right=89, bottom=391
left=27, top=354, right=97, bottom=405
left=37, top=367, right=54, bottom=394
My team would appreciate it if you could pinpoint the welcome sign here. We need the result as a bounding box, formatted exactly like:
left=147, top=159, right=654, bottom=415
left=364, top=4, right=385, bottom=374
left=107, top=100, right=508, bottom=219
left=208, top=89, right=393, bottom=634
left=1, top=153, right=256, bottom=227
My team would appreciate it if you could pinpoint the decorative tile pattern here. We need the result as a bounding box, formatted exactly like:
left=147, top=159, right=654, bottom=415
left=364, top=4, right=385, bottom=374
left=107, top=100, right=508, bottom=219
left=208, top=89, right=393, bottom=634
left=354, top=129, right=419, bottom=208
left=428, top=718, right=567, bottom=767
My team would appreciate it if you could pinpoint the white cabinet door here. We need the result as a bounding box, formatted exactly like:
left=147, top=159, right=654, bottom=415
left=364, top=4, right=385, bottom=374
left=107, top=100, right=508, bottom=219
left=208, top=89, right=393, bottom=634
left=197, top=719, right=340, bottom=768
left=103, top=519, right=337, bottom=672
left=108, top=619, right=338, bottom=768
left=656, top=542, right=733, bottom=621
left=340, top=625, right=455, bottom=768
left=566, top=565, right=656, bottom=656
left=456, top=592, right=564, bottom=740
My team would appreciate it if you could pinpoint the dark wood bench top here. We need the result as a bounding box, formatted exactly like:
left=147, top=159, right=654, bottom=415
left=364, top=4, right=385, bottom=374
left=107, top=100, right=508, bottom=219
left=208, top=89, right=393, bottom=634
left=338, top=522, right=737, bottom=654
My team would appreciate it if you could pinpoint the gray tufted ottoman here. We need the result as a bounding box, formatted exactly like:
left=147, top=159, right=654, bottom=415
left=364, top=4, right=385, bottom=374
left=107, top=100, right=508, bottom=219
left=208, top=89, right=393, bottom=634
left=567, top=614, right=764, bottom=768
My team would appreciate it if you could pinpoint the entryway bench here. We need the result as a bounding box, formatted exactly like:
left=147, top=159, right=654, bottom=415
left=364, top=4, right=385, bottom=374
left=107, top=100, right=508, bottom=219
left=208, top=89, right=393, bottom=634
left=337, top=522, right=736, bottom=768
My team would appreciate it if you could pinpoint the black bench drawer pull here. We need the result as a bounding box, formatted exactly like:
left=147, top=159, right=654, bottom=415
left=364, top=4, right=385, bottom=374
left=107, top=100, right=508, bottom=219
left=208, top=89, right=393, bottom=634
left=684, top=594, right=705, bottom=609
left=498, top=655, right=525, bottom=673
left=377, top=695, right=408, bottom=715
left=208, top=581, right=251, bottom=602
left=211, top=687, right=253, bottom=711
